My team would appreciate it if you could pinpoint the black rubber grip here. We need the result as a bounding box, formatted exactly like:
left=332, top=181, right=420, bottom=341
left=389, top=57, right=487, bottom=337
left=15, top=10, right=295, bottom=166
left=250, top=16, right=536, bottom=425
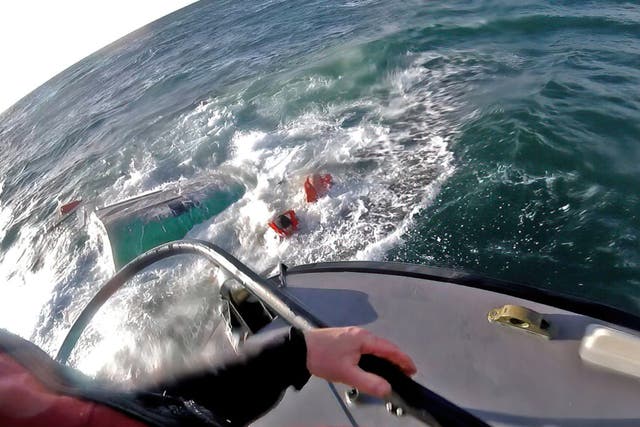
left=359, top=355, right=490, bottom=427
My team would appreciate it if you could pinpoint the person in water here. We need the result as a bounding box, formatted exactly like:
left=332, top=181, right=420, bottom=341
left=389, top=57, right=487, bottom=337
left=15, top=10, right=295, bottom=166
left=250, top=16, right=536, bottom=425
left=0, top=326, right=416, bottom=427
left=268, top=210, right=299, bottom=237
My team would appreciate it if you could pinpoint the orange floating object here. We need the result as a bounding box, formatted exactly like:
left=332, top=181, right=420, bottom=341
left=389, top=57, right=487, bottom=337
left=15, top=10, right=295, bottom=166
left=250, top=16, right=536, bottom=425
left=304, top=173, right=333, bottom=203
left=59, top=199, right=82, bottom=215
left=268, top=210, right=299, bottom=237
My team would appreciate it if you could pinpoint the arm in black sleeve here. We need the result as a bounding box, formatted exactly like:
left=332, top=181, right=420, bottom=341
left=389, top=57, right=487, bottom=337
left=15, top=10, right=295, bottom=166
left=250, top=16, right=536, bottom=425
left=147, top=327, right=311, bottom=426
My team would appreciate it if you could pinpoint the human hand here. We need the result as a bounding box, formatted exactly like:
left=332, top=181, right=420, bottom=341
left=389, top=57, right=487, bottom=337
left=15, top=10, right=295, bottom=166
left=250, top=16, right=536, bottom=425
left=303, top=327, right=416, bottom=398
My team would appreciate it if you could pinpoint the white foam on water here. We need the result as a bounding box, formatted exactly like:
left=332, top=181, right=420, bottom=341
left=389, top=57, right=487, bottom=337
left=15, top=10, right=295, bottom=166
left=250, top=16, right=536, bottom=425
left=107, top=155, right=157, bottom=202
left=342, top=0, right=380, bottom=8
left=0, top=221, right=77, bottom=340
left=170, top=102, right=234, bottom=153
left=106, top=102, right=233, bottom=205
left=355, top=135, right=454, bottom=261
left=0, top=204, right=12, bottom=244
left=26, top=109, right=239, bottom=366
left=229, top=130, right=270, bottom=166
left=0, top=97, right=234, bottom=356
left=0, top=196, right=52, bottom=338
left=0, top=50, right=466, bottom=376
left=192, top=53, right=462, bottom=272
left=68, top=256, right=225, bottom=385
left=101, top=151, right=179, bottom=210
left=85, top=212, right=117, bottom=279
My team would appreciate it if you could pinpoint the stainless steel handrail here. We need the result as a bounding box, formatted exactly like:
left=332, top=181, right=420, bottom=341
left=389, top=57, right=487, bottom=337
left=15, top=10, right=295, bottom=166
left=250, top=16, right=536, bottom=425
left=56, top=239, right=315, bottom=364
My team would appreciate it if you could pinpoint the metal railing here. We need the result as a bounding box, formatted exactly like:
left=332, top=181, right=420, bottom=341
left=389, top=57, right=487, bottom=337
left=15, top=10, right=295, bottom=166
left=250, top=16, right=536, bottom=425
left=56, top=239, right=488, bottom=427
left=56, top=239, right=316, bottom=364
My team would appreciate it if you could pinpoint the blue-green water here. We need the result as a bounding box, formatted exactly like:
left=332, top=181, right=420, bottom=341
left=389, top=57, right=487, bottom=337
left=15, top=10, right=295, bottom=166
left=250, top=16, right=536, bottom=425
left=0, top=0, right=639, bottom=354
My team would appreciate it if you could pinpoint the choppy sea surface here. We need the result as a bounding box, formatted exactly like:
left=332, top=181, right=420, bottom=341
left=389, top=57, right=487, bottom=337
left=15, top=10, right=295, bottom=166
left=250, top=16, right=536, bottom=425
left=0, top=0, right=639, bottom=376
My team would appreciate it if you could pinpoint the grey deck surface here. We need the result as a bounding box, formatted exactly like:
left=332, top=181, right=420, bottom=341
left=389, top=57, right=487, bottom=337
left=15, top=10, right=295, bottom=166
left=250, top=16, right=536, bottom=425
left=254, top=270, right=640, bottom=427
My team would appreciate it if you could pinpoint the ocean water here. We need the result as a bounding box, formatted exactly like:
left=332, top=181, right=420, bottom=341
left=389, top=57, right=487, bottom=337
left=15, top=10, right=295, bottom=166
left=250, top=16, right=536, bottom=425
left=0, top=0, right=639, bottom=374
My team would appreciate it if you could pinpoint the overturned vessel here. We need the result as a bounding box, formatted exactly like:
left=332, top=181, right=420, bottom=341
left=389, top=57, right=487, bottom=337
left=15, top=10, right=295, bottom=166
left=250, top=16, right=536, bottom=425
left=94, top=177, right=245, bottom=268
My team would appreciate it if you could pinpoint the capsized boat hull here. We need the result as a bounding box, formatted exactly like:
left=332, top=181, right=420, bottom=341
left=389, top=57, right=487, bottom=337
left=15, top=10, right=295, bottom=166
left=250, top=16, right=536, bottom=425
left=254, top=262, right=640, bottom=427
left=95, top=178, right=244, bottom=268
